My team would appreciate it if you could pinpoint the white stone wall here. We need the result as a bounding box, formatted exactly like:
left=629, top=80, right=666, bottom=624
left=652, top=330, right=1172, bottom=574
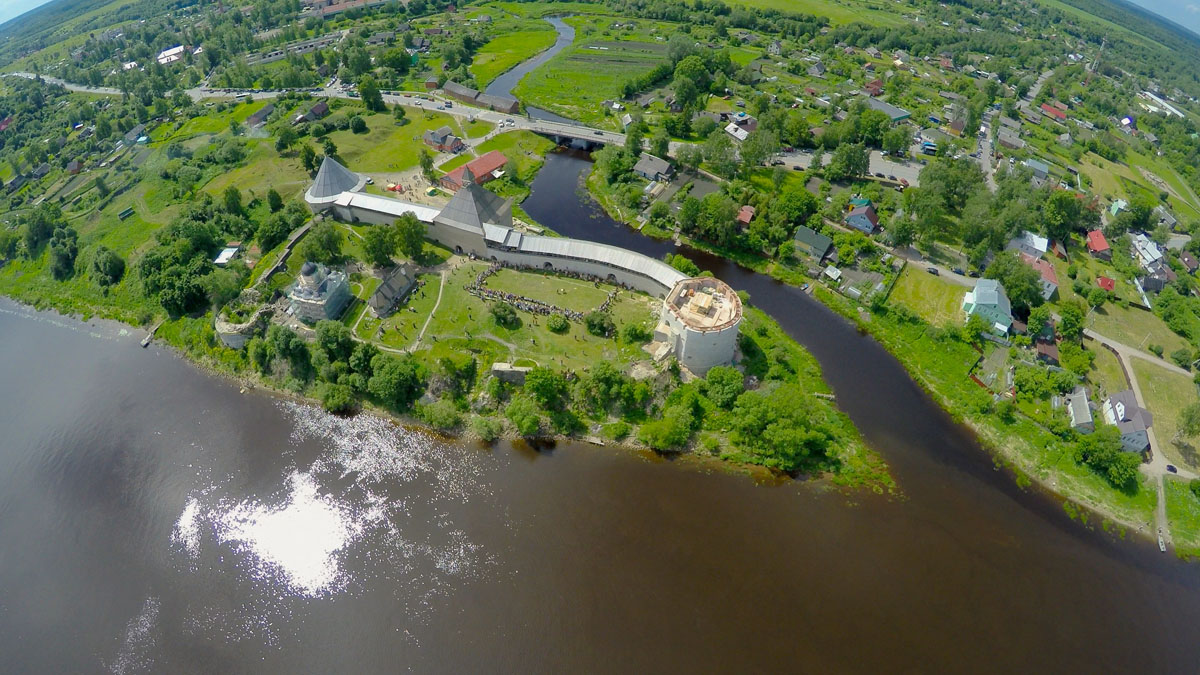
left=488, top=249, right=672, bottom=298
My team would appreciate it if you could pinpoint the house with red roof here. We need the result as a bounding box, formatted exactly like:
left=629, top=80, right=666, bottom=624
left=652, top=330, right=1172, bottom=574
left=0, top=116, right=12, bottom=132
left=1097, top=276, right=1116, bottom=292
left=1086, top=229, right=1111, bottom=260
left=1022, top=253, right=1059, bottom=301
left=440, top=151, right=507, bottom=191
left=844, top=205, right=879, bottom=234
left=737, top=205, right=756, bottom=225
left=1040, top=103, right=1067, bottom=121
left=864, top=79, right=884, bottom=96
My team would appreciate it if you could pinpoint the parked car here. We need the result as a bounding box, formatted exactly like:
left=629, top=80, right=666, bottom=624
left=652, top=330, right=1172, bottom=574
left=770, top=159, right=785, bottom=166
left=899, top=178, right=909, bottom=187
left=926, top=267, right=940, bottom=275
left=952, top=267, right=964, bottom=275
left=593, top=130, right=603, bottom=136
left=1167, top=464, right=1179, bottom=474
left=968, top=270, right=981, bottom=278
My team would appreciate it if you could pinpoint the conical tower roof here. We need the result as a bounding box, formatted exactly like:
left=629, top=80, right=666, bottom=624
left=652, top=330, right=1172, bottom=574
left=306, top=156, right=366, bottom=203
left=435, top=181, right=512, bottom=233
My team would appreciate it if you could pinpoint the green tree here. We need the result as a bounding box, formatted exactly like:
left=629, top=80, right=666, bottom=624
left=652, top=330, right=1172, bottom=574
left=321, top=137, right=338, bottom=157
left=703, top=132, right=738, bottom=178
left=256, top=213, right=292, bottom=250
left=882, top=125, right=909, bottom=156
left=367, top=353, right=423, bottom=410
left=1058, top=302, right=1086, bottom=341
left=418, top=149, right=434, bottom=182
left=320, top=383, right=356, bottom=413
left=315, top=319, right=355, bottom=362
left=223, top=185, right=243, bottom=215
left=91, top=246, right=125, bottom=286
left=704, top=365, right=744, bottom=409
left=585, top=311, right=615, bottom=337
left=48, top=226, right=78, bottom=280
left=1027, top=304, right=1052, bottom=337
left=275, top=126, right=298, bottom=153
left=350, top=115, right=368, bottom=134
left=267, top=188, right=284, bottom=213
left=505, top=395, right=541, bottom=436
left=826, top=142, right=869, bottom=181
left=358, top=75, right=386, bottom=112
left=93, top=175, right=109, bottom=198
left=731, top=384, right=830, bottom=471
left=363, top=226, right=396, bottom=267
left=740, top=129, right=780, bottom=170
left=490, top=301, right=518, bottom=328
left=524, top=367, right=569, bottom=410
left=625, top=123, right=644, bottom=157
left=650, top=128, right=670, bottom=159
left=298, top=221, right=343, bottom=264
left=1174, top=401, right=1200, bottom=444
left=1043, top=189, right=1083, bottom=243
left=393, top=212, right=426, bottom=261
left=300, top=143, right=319, bottom=173
left=984, top=250, right=1044, bottom=313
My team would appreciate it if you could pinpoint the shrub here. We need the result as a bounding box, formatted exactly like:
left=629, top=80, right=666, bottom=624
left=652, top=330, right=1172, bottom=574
left=472, top=415, right=503, bottom=441
left=1190, top=478, right=1200, bottom=500
left=490, top=301, right=519, bottom=328
left=620, top=322, right=652, bottom=344
left=505, top=395, right=541, bottom=436
left=1149, top=344, right=1164, bottom=357
left=547, top=314, right=569, bottom=333
left=418, top=398, right=461, bottom=430
left=320, top=383, right=356, bottom=413
left=585, top=311, right=615, bottom=337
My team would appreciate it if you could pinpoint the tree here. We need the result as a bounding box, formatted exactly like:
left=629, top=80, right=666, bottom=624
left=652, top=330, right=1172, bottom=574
left=704, top=365, right=744, bottom=409
left=524, top=367, right=569, bottom=410
left=298, top=221, right=342, bottom=264
left=731, top=384, right=830, bottom=471
left=257, top=213, right=292, bottom=250
left=22, top=203, right=62, bottom=253
left=490, top=301, right=518, bottom=328
left=393, top=104, right=408, bottom=123
left=740, top=129, right=780, bottom=170
left=267, top=188, right=284, bottom=213
left=418, top=149, right=434, bottom=181
left=625, top=123, right=644, bottom=157
left=93, top=175, right=109, bottom=198
left=1086, top=285, right=1108, bottom=308
left=393, top=212, right=426, bottom=261
left=363, top=225, right=396, bottom=267
left=585, top=311, right=615, bottom=337
left=320, top=383, right=355, bottom=413
left=300, top=143, right=319, bottom=173
left=275, top=126, right=298, bottom=153
left=984, top=250, right=1044, bottom=313
left=1058, top=302, right=1086, bottom=341
left=650, top=128, right=670, bottom=158
left=505, top=395, right=541, bottom=436
left=350, top=115, right=368, bottom=134
left=358, top=75, right=386, bottom=112
left=703, top=132, right=737, bottom=178
left=1175, top=402, right=1200, bottom=444
left=48, top=226, right=78, bottom=280
left=315, top=320, right=355, bottom=362
left=200, top=267, right=244, bottom=308
left=223, top=185, right=242, bottom=215
left=1027, top=304, right=1052, bottom=337
left=0, top=229, right=17, bottom=260
left=962, top=313, right=989, bottom=345
left=826, top=142, right=869, bottom=181
left=1043, top=190, right=1082, bottom=243
left=367, top=353, right=423, bottom=410
left=91, top=246, right=125, bottom=286
left=882, top=125, right=909, bottom=156
left=321, top=137, right=338, bottom=157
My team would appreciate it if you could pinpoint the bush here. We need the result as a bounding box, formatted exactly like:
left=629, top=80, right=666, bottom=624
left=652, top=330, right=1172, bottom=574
left=1190, top=478, right=1200, bottom=500
left=320, top=383, right=356, bottom=413
left=1149, top=344, right=1164, bottom=357
left=472, top=415, right=503, bottom=441
left=505, top=395, right=541, bottom=436
left=418, top=398, right=461, bottom=430
left=490, top=301, right=519, bottom=328
left=547, top=314, right=569, bottom=333
left=1171, top=348, right=1193, bottom=370
left=620, top=322, right=652, bottom=344
left=584, top=311, right=615, bottom=337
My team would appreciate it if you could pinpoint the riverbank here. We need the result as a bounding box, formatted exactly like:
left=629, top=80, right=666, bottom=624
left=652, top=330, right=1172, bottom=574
left=568, top=151, right=1176, bottom=545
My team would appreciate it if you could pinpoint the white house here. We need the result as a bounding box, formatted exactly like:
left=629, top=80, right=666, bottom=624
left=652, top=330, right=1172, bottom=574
left=1130, top=232, right=1164, bottom=270
left=1006, top=231, right=1049, bottom=259
left=1066, top=386, right=1093, bottom=434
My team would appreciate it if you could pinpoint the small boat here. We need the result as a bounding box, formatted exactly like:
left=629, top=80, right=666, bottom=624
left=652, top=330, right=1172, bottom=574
left=140, top=335, right=152, bottom=348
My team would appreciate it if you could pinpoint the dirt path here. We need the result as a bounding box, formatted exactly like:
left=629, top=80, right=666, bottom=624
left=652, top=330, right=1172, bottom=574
left=407, top=269, right=447, bottom=352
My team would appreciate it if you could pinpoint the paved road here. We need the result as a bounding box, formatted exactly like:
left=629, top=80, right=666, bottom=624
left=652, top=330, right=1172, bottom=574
left=779, top=149, right=922, bottom=186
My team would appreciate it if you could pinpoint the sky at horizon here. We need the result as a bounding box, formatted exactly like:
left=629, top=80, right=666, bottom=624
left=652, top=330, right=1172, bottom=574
left=0, top=0, right=1196, bottom=41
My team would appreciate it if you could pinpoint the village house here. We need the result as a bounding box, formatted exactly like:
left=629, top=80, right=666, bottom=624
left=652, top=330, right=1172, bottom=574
left=440, top=151, right=507, bottom=191
left=962, top=278, right=1013, bottom=334
left=423, top=125, right=465, bottom=153
left=368, top=265, right=416, bottom=317
left=1086, top=230, right=1111, bottom=260
left=1006, top=230, right=1049, bottom=259
left=793, top=225, right=832, bottom=262
left=1066, top=386, right=1094, bottom=434
left=737, top=205, right=756, bottom=226
left=844, top=205, right=879, bottom=234
left=1181, top=251, right=1199, bottom=274
left=1102, top=390, right=1153, bottom=453
left=633, top=154, right=672, bottom=182
left=1022, top=253, right=1059, bottom=301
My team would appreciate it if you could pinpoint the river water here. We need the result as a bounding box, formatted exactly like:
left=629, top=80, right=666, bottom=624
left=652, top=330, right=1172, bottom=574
left=5, top=155, right=1200, bottom=670
left=484, top=16, right=577, bottom=124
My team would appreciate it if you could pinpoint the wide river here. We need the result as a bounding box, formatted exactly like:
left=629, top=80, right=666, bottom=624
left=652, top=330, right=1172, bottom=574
left=4, top=151, right=1200, bottom=670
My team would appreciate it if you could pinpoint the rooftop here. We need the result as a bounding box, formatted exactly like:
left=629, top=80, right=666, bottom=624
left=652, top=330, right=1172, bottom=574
left=664, top=277, right=742, bottom=332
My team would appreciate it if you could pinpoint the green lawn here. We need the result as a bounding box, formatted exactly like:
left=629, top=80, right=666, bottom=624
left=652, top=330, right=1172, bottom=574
left=726, top=0, right=909, bottom=26
left=889, top=265, right=966, bottom=327
left=439, top=130, right=555, bottom=179
left=1087, top=302, right=1190, bottom=355
left=1133, top=359, right=1200, bottom=470
left=320, top=109, right=462, bottom=175
left=512, top=21, right=669, bottom=126
left=151, top=100, right=272, bottom=144
left=460, top=118, right=494, bottom=139
left=1086, top=342, right=1128, bottom=399
left=469, top=29, right=558, bottom=88
left=1165, top=477, right=1200, bottom=558
left=203, top=140, right=311, bottom=202
left=411, top=260, right=658, bottom=371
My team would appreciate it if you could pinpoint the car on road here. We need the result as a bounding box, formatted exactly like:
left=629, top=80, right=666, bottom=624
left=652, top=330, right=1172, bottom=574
left=874, top=172, right=885, bottom=178
left=952, top=267, right=964, bottom=275
left=968, top=270, right=981, bottom=278
left=593, top=130, right=603, bottom=136
left=770, top=159, right=785, bottom=166
left=1168, top=464, right=1178, bottom=474
left=366, top=177, right=374, bottom=185
left=926, top=267, right=940, bottom=275
left=899, top=178, right=909, bottom=187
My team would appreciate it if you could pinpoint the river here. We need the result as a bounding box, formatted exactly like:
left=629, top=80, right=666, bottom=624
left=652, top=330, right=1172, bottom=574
left=484, top=16, right=577, bottom=124
left=5, top=153, right=1200, bottom=670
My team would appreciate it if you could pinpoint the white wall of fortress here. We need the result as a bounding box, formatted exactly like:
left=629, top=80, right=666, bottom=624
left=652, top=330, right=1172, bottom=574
left=331, top=201, right=675, bottom=298
left=658, top=305, right=741, bottom=374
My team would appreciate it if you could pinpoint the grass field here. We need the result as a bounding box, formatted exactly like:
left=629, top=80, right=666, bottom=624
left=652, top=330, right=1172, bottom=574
left=888, top=265, right=966, bottom=326
left=1165, top=477, right=1200, bottom=558
left=203, top=140, right=311, bottom=202
left=470, top=29, right=558, bottom=88
left=486, top=268, right=614, bottom=313
left=1087, top=303, right=1190, bottom=355
left=315, top=108, right=460, bottom=175
left=513, top=20, right=669, bottom=126
left=1086, top=342, right=1128, bottom=399
left=406, top=260, right=658, bottom=371
left=1133, top=359, right=1200, bottom=469
left=438, top=130, right=555, bottom=180
left=726, top=0, right=910, bottom=26
left=150, top=100, right=272, bottom=144
left=481, top=1, right=612, bottom=17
